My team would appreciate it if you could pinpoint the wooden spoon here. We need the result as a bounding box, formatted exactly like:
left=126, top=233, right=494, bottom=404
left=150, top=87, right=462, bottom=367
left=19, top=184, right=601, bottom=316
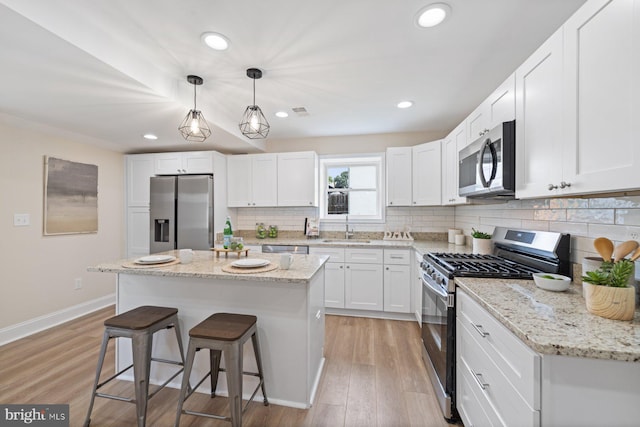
left=612, top=240, right=639, bottom=262
left=593, top=237, right=614, bottom=262
left=629, top=245, right=640, bottom=262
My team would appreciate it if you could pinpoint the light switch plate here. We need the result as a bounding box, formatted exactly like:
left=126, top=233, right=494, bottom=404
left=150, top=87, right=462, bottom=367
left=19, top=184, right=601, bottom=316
left=14, top=213, right=30, bottom=226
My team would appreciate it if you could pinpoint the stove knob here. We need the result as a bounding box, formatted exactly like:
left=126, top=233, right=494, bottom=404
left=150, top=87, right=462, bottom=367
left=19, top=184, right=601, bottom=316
left=431, top=273, right=438, bottom=281
left=435, top=276, right=444, bottom=285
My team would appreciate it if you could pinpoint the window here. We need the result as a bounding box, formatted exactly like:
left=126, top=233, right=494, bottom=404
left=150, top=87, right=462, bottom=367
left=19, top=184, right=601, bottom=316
left=319, top=154, right=385, bottom=222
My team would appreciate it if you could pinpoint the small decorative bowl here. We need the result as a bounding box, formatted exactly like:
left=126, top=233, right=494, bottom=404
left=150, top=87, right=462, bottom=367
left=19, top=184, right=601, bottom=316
left=532, top=272, right=571, bottom=292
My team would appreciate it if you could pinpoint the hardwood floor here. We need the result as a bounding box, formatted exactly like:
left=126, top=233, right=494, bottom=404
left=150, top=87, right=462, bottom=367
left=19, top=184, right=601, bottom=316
left=0, top=307, right=454, bottom=427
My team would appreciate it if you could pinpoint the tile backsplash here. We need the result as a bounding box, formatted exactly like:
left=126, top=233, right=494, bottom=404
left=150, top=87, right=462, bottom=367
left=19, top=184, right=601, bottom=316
left=234, top=195, right=640, bottom=265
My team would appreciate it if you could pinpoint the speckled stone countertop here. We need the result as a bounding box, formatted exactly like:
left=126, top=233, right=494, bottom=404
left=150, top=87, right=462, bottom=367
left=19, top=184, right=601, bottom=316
left=456, top=277, right=640, bottom=362
left=88, top=250, right=328, bottom=284
left=230, top=236, right=470, bottom=255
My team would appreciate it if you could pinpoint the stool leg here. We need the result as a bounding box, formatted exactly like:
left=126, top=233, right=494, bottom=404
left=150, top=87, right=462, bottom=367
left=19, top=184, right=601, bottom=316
left=209, top=349, right=222, bottom=397
left=131, top=331, right=152, bottom=427
left=251, top=332, right=269, bottom=406
left=224, top=342, right=243, bottom=427
left=171, top=319, right=190, bottom=393
left=84, top=330, right=111, bottom=427
left=174, top=340, right=197, bottom=427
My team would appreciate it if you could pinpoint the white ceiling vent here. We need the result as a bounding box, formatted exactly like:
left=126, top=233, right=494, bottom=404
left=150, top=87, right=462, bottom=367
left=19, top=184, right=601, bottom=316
left=292, top=107, right=309, bottom=116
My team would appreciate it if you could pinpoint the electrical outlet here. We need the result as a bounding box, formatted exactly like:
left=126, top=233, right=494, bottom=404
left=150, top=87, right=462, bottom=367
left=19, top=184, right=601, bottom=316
left=630, top=232, right=639, bottom=240
left=13, top=213, right=30, bottom=226
left=74, top=278, right=82, bottom=290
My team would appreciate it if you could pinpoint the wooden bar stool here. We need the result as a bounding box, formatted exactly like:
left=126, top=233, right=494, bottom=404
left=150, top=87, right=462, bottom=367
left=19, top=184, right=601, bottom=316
left=84, top=306, right=188, bottom=427
left=174, top=313, right=268, bottom=427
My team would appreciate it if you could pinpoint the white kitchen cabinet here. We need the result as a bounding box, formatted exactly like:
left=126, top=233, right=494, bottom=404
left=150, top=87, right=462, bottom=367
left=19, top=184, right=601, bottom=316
left=345, top=262, right=384, bottom=310
left=344, top=248, right=384, bottom=311
left=310, top=247, right=347, bottom=308
left=412, top=140, right=442, bottom=206
left=323, top=262, right=346, bottom=308
left=126, top=154, right=155, bottom=207
left=277, top=151, right=318, bottom=207
left=515, top=27, right=565, bottom=199
left=560, top=0, right=640, bottom=196
left=457, top=290, right=541, bottom=427
left=441, top=120, right=468, bottom=206
left=126, top=207, right=150, bottom=258
left=466, top=73, right=516, bottom=143
left=227, top=154, right=277, bottom=207
left=386, top=147, right=413, bottom=206
left=154, top=151, right=213, bottom=175
left=383, top=249, right=411, bottom=313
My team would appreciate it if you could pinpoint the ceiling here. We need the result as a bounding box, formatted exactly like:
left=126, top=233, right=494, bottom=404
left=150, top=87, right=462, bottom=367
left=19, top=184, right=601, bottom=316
left=0, top=0, right=586, bottom=154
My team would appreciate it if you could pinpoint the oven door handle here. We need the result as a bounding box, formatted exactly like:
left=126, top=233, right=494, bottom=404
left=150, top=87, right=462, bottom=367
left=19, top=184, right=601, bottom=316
left=478, top=138, right=498, bottom=188
left=422, top=273, right=448, bottom=299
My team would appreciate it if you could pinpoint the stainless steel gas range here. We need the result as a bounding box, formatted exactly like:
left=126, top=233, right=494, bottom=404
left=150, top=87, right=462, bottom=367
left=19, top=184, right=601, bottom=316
left=420, top=227, right=570, bottom=422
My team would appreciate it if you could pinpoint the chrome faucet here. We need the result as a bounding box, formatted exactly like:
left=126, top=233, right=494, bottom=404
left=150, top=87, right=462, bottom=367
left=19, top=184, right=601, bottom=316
left=345, top=215, right=354, bottom=239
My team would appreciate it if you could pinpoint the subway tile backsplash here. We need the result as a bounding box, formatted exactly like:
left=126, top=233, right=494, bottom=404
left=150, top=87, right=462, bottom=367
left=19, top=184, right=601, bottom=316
left=234, top=195, right=640, bottom=264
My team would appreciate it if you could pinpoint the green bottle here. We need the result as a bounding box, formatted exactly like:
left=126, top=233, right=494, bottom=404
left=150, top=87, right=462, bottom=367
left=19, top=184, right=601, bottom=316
left=223, top=216, right=233, bottom=249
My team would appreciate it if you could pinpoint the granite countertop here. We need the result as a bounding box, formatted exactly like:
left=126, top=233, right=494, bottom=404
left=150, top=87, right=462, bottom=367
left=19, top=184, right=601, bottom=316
left=229, top=236, right=469, bottom=255
left=88, top=250, right=328, bottom=284
left=455, top=277, right=640, bottom=362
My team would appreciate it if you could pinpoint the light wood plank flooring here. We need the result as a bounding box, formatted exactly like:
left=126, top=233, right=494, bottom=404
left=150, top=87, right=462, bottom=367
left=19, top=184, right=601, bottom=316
left=0, top=307, right=455, bottom=427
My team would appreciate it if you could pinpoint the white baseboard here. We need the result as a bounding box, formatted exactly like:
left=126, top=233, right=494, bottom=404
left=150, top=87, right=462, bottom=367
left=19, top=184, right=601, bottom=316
left=325, top=307, right=416, bottom=323
left=0, top=294, right=115, bottom=346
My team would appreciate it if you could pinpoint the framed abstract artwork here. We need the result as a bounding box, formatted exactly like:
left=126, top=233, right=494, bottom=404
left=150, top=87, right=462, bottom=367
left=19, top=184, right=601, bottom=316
left=44, top=156, right=98, bottom=235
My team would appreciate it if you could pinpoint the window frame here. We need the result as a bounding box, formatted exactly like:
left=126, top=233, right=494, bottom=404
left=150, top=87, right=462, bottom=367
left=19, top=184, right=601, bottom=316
left=319, top=153, right=386, bottom=223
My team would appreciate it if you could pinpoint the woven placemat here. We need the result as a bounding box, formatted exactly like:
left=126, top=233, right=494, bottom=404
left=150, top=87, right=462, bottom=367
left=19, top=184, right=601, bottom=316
left=221, top=263, right=279, bottom=274
left=122, top=259, right=181, bottom=269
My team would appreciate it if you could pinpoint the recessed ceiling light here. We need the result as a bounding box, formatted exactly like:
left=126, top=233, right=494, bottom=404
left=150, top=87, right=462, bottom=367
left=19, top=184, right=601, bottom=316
left=397, top=101, right=414, bottom=109
left=143, top=133, right=158, bottom=140
left=201, top=32, right=230, bottom=50
left=275, top=111, right=289, bottom=118
left=416, top=3, right=451, bottom=28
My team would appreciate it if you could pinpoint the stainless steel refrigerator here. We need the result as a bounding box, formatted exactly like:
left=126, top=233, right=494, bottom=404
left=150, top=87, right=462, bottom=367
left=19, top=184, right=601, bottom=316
left=149, top=175, right=214, bottom=253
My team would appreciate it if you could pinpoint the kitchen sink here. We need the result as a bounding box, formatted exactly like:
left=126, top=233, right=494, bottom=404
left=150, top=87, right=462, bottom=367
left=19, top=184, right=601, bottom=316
left=321, top=239, right=371, bottom=243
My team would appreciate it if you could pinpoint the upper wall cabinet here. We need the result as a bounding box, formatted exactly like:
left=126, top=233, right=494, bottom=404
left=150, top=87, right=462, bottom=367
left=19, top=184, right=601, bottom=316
left=442, top=121, right=468, bottom=205
left=516, top=0, right=640, bottom=198
left=126, top=154, right=155, bottom=207
left=560, top=0, right=640, bottom=196
left=386, top=147, right=413, bottom=206
left=277, top=151, right=318, bottom=207
left=154, top=151, right=214, bottom=175
left=227, top=153, right=278, bottom=207
left=466, top=74, right=516, bottom=143
left=412, top=140, right=442, bottom=206
left=515, top=27, right=564, bottom=199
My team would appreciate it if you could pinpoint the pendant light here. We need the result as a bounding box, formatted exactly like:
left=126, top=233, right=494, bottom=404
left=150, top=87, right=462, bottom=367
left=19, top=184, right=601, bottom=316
left=239, top=68, right=270, bottom=139
left=178, top=75, right=212, bottom=142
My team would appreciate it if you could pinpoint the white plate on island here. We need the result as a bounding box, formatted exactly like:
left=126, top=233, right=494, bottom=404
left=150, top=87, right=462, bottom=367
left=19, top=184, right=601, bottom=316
left=135, top=255, right=176, bottom=265
left=231, top=258, right=270, bottom=268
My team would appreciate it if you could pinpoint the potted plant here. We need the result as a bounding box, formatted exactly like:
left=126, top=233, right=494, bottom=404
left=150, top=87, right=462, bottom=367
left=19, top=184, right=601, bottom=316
left=582, top=259, right=635, bottom=321
left=471, top=228, right=492, bottom=255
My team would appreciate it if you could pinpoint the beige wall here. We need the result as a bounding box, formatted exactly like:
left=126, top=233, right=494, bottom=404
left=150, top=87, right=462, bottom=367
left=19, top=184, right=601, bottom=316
left=0, top=121, right=124, bottom=329
left=266, top=130, right=446, bottom=154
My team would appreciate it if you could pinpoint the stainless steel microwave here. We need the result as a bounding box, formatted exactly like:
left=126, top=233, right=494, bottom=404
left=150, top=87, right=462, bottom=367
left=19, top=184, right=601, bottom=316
left=458, top=120, right=516, bottom=198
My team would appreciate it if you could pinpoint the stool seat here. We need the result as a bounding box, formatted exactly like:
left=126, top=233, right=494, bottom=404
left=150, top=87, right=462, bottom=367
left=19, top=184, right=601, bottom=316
left=85, top=305, right=187, bottom=427
left=104, top=306, right=178, bottom=330
left=175, top=312, right=268, bottom=427
left=189, top=313, right=257, bottom=341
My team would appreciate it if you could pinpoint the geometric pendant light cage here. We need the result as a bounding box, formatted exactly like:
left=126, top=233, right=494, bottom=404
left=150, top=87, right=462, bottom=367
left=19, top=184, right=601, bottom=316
left=178, top=75, right=212, bottom=142
left=239, top=68, right=270, bottom=139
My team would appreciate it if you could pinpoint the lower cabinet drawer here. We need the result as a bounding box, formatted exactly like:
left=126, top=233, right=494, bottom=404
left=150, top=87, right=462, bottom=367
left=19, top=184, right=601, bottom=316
left=457, top=355, right=503, bottom=427
left=457, top=290, right=540, bottom=408
left=458, top=318, right=540, bottom=427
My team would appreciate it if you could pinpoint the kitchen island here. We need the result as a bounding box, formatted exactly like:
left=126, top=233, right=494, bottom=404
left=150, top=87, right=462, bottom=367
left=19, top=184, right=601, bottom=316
left=88, top=251, right=327, bottom=409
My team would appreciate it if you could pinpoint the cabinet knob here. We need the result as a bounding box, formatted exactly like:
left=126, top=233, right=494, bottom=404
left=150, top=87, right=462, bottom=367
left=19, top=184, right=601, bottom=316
left=560, top=181, right=572, bottom=189
left=413, top=201, right=416, bottom=204
left=247, top=202, right=251, bottom=206
left=346, top=265, right=350, bottom=269
left=340, top=265, right=343, bottom=269
left=309, top=202, right=312, bottom=205
left=385, top=267, right=389, bottom=270
left=252, top=203, right=256, bottom=206
left=548, top=183, right=558, bottom=191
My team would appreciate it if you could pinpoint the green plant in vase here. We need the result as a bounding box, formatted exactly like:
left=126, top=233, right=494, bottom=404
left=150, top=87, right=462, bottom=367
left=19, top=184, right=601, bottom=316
left=582, top=259, right=635, bottom=320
